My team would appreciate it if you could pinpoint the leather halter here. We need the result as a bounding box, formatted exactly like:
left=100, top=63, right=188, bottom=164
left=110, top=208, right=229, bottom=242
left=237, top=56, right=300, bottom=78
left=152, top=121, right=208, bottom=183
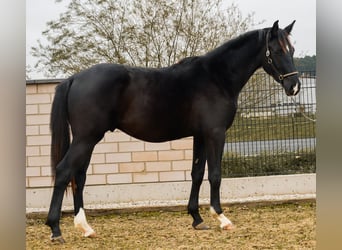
left=265, top=30, right=298, bottom=81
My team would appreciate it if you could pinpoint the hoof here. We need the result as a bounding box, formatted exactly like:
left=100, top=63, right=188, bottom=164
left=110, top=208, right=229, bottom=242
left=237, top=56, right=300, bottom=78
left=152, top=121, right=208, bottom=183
left=85, top=231, right=96, bottom=238
left=74, top=208, right=96, bottom=238
left=221, top=223, right=235, bottom=231
left=210, top=207, right=234, bottom=231
left=193, top=222, right=210, bottom=230
left=50, top=235, right=66, bottom=244
left=75, top=223, right=96, bottom=238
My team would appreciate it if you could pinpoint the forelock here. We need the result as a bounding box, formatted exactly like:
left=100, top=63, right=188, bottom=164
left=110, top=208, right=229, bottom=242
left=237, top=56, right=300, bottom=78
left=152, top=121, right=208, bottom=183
left=278, top=31, right=293, bottom=53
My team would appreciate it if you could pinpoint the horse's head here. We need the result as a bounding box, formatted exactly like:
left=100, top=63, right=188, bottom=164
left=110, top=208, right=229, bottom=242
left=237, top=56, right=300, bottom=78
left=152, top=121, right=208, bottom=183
left=262, top=20, right=300, bottom=96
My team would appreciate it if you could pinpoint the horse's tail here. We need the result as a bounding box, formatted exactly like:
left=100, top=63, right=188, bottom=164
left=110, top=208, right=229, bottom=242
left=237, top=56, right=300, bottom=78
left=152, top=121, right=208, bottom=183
left=50, top=77, right=75, bottom=194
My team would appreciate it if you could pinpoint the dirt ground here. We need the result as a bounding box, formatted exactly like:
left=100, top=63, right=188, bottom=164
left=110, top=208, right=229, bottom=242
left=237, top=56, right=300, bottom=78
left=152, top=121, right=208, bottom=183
left=26, top=201, right=315, bottom=249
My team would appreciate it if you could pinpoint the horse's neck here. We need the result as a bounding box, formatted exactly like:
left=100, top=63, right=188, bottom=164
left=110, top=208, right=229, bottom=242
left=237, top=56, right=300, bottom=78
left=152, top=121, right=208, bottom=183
left=205, top=31, right=264, bottom=95
left=232, top=44, right=263, bottom=87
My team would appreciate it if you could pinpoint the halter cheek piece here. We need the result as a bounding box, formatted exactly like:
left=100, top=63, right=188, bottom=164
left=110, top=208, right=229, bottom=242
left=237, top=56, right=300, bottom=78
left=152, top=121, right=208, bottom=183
left=265, top=31, right=298, bottom=81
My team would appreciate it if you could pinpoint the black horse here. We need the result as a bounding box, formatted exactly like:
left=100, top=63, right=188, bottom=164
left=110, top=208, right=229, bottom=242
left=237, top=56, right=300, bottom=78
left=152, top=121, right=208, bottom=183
left=46, top=21, right=300, bottom=243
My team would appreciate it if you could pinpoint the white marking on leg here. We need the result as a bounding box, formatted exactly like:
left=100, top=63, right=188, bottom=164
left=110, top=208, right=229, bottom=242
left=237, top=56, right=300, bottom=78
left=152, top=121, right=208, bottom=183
left=217, top=214, right=233, bottom=229
left=210, top=206, right=234, bottom=230
left=74, top=208, right=96, bottom=237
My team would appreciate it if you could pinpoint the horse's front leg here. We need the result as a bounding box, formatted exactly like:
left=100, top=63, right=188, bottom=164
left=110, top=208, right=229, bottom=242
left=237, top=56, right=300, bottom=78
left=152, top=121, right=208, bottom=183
left=206, top=129, right=234, bottom=230
left=188, top=136, right=208, bottom=229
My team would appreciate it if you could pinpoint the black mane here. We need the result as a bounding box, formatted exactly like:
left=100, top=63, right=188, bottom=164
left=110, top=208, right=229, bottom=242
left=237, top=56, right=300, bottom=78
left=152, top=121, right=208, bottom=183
left=205, top=30, right=262, bottom=59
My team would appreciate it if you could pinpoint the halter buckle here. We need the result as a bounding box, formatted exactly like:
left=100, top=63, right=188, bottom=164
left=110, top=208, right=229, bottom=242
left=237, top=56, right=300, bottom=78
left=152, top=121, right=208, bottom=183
left=266, top=50, right=270, bottom=57
left=266, top=50, right=272, bottom=64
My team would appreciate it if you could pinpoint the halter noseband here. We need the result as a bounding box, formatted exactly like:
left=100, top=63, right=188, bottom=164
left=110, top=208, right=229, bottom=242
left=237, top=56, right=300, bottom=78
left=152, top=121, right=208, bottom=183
left=265, top=30, right=298, bottom=81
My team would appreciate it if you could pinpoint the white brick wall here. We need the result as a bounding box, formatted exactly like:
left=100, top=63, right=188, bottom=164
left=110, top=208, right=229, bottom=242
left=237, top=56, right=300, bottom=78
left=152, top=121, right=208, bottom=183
left=26, top=81, right=196, bottom=188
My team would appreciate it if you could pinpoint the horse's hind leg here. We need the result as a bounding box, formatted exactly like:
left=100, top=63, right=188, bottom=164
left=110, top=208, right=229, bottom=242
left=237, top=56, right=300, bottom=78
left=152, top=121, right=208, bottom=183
left=45, top=156, right=70, bottom=243
left=73, top=168, right=96, bottom=237
left=188, top=136, right=208, bottom=229
left=46, top=136, right=101, bottom=242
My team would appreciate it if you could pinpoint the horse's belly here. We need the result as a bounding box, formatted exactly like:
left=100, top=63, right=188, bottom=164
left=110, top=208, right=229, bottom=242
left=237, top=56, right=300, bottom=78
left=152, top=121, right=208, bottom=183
left=117, top=114, right=190, bottom=143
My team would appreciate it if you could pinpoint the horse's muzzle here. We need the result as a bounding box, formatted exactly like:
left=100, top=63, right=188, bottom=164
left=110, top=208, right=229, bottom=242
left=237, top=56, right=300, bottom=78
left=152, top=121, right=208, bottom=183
left=284, top=79, right=301, bottom=96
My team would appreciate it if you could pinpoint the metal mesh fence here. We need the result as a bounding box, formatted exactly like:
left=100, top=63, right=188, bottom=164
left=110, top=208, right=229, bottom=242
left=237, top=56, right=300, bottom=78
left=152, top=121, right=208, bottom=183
left=222, top=71, right=316, bottom=177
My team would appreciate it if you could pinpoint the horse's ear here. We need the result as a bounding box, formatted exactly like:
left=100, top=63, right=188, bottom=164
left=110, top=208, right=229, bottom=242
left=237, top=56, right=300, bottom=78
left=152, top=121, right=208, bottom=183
left=284, top=20, right=296, bottom=34
left=271, top=20, right=279, bottom=37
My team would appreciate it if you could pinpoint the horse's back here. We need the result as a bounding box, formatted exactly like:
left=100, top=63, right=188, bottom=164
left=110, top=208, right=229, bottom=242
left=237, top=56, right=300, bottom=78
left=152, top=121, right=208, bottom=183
left=66, top=63, right=200, bottom=141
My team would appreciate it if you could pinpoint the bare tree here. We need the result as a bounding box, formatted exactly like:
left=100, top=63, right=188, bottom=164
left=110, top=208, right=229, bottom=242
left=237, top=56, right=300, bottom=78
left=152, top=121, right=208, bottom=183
left=30, top=0, right=255, bottom=78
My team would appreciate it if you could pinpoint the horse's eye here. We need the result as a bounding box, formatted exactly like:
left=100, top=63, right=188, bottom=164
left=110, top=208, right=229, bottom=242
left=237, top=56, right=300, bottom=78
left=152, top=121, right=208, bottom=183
left=274, top=49, right=283, bottom=55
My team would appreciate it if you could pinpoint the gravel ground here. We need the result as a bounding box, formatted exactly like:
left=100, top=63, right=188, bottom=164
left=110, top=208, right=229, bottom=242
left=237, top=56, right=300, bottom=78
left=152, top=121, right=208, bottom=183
left=26, top=201, right=315, bottom=249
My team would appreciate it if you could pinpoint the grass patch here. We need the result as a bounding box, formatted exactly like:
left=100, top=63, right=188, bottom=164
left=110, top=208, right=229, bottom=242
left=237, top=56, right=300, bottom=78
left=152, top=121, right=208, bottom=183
left=226, top=115, right=316, bottom=142
left=222, top=150, right=316, bottom=178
